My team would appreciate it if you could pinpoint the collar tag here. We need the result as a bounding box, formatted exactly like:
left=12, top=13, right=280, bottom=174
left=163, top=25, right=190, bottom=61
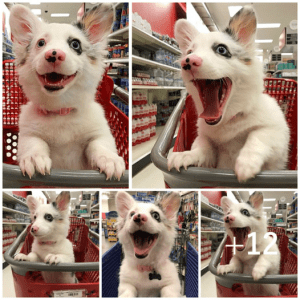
left=149, top=270, right=161, bottom=281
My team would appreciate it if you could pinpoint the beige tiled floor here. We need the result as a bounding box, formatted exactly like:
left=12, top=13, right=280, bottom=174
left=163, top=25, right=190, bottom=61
left=132, top=163, right=165, bottom=188
left=201, top=270, right=217, bottom=297
left=3, top=265, right=16, bottom=297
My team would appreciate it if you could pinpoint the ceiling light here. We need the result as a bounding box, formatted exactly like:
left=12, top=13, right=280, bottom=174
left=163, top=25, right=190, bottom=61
left=51, top=13, right=70, bottom=17
left=276, top=213, right=283, bottom=216
left=256, top=49, right=264, bottom=52
left=281, top=53, right=293, bottom=56
left=257, top=23, right=281, bottom=28
left=30, top=1, right=41, bottom=4
left=102, top=195, right=109, bottom=200
left=71, top=197, right=77, bottom=200
left=31, top=9, right=41, bottom=15
left=255, top=39, right=273, bottom=43
left=263, top=207, right=272, bottom=209
left=228, top=6, right=243, bottom=17
left=264, top=198, right=276, bottom=201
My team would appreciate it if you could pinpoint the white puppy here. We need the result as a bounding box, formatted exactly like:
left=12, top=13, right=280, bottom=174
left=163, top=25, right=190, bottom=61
left=217, top=192, right=280, bottom=296
left=115, top=192, right=181, bottom=297
left=168, top=6, right=289, bottom=182
left=9, top=4, right=125, bottom=180
left=14, top=192, right=76, bottom=284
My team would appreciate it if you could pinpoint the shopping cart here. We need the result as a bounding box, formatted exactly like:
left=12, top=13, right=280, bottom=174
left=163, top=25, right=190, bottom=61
left=3, top=59, right=129, bottom=188
left=151, top=79, right=297, bottom=188
left=102, top=238, right=198, bottom=297
left=209, top=227, right=297, bottom=297
left=4, top=217, right=99, bottom=297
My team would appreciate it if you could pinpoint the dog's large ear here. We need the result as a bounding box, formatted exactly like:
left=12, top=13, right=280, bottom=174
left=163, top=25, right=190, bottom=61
left=55, top=192, right=71, bottom=213
left=159, top=193, right=181, bottom=220
left=27, top=196, right=40, bottom=213
left=9, top=4, right=41, bottom=46
left=249, top=192, right=263, bottom=210
left=221, top=197, right=233, bottom=214
left=174, top=19, right=199, bottom=54
left=115, top=192, right=135, bottom=219
left=224, top=6, right=257, bottom=46
left=76, top=4, right=114, bottom=44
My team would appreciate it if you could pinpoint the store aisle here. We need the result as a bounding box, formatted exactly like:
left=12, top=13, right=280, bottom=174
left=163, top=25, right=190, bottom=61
left=133, top=163, right=165, bottom=188
left=201, top=271, right=217, bottom=297
left=3, top=265, right=16, bottom=297
left=102, top=237, right=117, bottom=255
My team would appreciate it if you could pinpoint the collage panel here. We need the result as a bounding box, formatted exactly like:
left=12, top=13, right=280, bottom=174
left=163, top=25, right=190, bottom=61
left=201, top=191, right=297, bottom=297
left=101, top=190, right=199, bottom=297
left=132, top=2, right=297, bottom=189
left=3, top=2, right=129, bottom=189
left=3, top=190, right=100, bottom=297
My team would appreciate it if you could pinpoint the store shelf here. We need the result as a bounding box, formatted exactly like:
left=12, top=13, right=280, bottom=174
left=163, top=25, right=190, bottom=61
left=201, top=231, right=225, bottom=233
left=3, top=222, right=29, bottom=225
left=132, top=55, right=180, bottom=71
left=287, top=212, right=297, bottom=220
left=275, top=223, right=286, bottom=227
left=90, top=219, right=100, bottom=222
left=108, top=26, right=129, bottom=41
left=2, top=51, right=14, bottom=56
left=91, top=203, right=99, bottom=211
left=274, top=69, right=297, bottom=74
left=201, top=201, right=224, bottom=215
left=104, top=58, right=129, bottom=64
left=286, top=228, right=297, bottom=232
left=3, top=192, right=28, bottom=207
left=132, top=26, right=181, bottom=55
left=3, top=41, right=12, bottom=48
left=201, top=216, right=223, bottom=224
left=3, top=207, right=30, bottom=216
left=132, top=85, right=185, bottom=90
left=289, top=197, right=298, bottom=206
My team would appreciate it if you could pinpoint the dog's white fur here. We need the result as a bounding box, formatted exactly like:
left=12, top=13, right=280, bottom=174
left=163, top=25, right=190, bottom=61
left=115, top=192, right=181, bottom=297
left=168, top=6, right=289, bottom=182
left=14, top=192, right=76, bottom=283
left=9, top=4, right=125, bottom=180
left=217, top=192, right=280, bottom=296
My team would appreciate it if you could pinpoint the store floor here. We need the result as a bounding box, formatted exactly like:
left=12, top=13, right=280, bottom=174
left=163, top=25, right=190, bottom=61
left=201, top=271, right=217, bottom=297
left=3, top=265, right=16, bottom=297
left=102, top=236, right=117, bottom=255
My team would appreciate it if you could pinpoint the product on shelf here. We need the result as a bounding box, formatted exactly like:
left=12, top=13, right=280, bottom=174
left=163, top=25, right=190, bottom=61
left=113, top=3, right=129, bottom=32
left=111, top=96, right=128, bottom=116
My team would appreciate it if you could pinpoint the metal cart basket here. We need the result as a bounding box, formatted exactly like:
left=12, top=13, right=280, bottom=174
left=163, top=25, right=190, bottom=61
left=3, top=60, right=129, bottom=188
left=102, top=239, right=198, bottom=297
left=151, top=79, right=297, bottom=188
left=209, top=227, right=297, bottom=297
left=4, top=217, right=99, bottom=297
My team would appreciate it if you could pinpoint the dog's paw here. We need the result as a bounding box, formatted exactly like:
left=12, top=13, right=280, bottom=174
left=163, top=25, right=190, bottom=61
left=14, top=253, right=30, bottom=261
left=19, top=155, right=52, bottom=178
left=235, top=153, right=263, bottom=183
left=118, top=291, right=136, bottom=298
left=168, top=150, right=205, bottom=172
left=91, top=152, right=125, bottom=180
left=252, top=265, right=267, bottom=281
left=44, top=254, right=63, bottom=265
left=217, top=264, right=236, bottom=275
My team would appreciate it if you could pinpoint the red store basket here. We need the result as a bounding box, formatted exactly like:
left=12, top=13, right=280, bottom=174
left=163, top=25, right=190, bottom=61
left=151, top=79, right=297, bottom=188
left=209, top=227, right=297, bottom=297
left=4, top=217, right=99, bottom=297
left=3, top=59, right=128, bottom=188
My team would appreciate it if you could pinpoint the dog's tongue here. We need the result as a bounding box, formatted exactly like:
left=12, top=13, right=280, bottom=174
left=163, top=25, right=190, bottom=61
left=132, top=231, right=158, bottom=257
left=194, top=80, right=222, bottom=119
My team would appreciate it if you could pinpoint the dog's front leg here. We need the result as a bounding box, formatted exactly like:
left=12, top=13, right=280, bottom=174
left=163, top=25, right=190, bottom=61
left=14, top=252, right=39, bottom=262
left=160, top=284, right=181, bottom=297
left=44, top=253, right=74, bottom=265
left=118, top=283, right=138, bottom=297
left=217, top=255, right=243, bottom=275
left=168, top=134, right=216, bottom=171
left=235, top=128, right=287, bottom=182
left=18, top=135, right=52, bottom=178
left=86, top=138, right=125, bottom=180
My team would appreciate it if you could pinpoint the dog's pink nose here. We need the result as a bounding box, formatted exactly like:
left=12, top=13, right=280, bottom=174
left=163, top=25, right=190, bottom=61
left=224, top=215, right=235, bottom=224
left=31, top=226, right=39, bottom=233
left=45, top=49, right=66, bottom=63
left=181, top=54, right=202, bottom=71
left=133, top=213, right=148, bottom=225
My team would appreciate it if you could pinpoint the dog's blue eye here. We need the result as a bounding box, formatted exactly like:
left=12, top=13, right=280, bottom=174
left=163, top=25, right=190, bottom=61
left=34, top=215, right=36, bottom=220
left=44, top=214, right=54, bottom=222
left=217, top=46, right=227, bottom=55
left=240, top=209, right=250, bottom=217
left=187, top=49, right=193, bottom=54
left=130, top=211, right=135, bottom=217
left=70, top=40, right=80, bottom=50
left=214, top=44, right=231, bottom=58
left=151, top=212, right=160, bottom=222
left=37, top=39, right=46, bottom=47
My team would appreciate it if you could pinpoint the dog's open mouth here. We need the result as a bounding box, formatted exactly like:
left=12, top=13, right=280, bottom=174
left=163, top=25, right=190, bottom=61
left=37, top=72, right=77, bottom=92
left=192, top=77, right=232, bottom=125
left=230, top=227, right=251, bottom=251
left=130, top=230, right=158, bottom=259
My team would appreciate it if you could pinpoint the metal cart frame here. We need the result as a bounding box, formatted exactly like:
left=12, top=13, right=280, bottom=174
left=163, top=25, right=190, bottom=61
left=151, top=92, right=297, bottom=188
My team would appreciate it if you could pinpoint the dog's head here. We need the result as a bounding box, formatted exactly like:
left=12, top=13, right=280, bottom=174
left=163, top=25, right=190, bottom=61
left=9, top=4, right=113, bottom=107
left=221, top=192, right=266, bottom=252
left=175, top=6, right=264, bottom=126
left=115, top=192, right=180, bottom=262
left=26, top=191, right=70, bottom=240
